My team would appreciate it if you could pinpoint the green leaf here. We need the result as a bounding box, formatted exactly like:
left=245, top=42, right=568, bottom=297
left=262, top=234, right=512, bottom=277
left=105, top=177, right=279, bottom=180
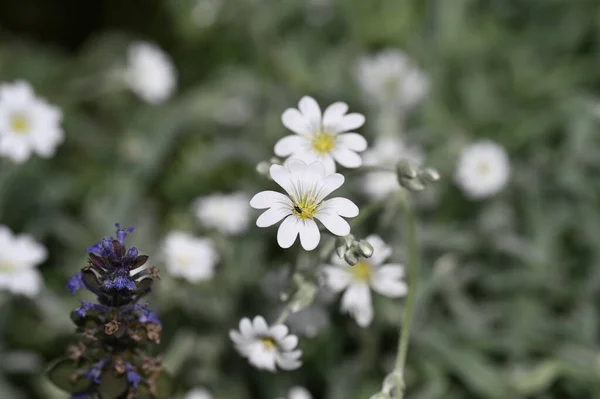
left=97, top=371, right=128, bottom=399
left=47, top=358, right=92, bottom=393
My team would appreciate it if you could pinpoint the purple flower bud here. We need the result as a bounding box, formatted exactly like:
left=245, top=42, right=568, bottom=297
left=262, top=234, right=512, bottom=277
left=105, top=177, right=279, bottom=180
left=125, top=363, right=141, bottom=388
left=113, top=276, right=136, bottom=291
left=66, top=273, right=86, bottom=294
left=139, top=309, right=162, bottom=325
left=86, top=359, right=106, bottom=384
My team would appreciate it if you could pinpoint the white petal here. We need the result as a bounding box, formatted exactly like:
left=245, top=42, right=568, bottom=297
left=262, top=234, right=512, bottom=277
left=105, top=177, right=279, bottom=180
left=322, top=266, right=351, bottom=292
left=270, top=324, right=289, bottom=340
left=256, top=207, right=291, bottom=227
left=282, top=109, right=313, bottom=135
left=229, top=330, right=250, bottom=346
left=314, top=212, right=350, bottom=236
left=276, top=351, right=302, bottom=370
left=249, top=348, right=277, bottom=371
left=252, top=316, right=269, bottom=334
left=318, top=173, right=344, bottom=200
left=270, top=164, right=295, bottom=196
left=341, top=283, right=373, bottom=327
left=298, top=219, right=320, bottom=251
left=371, top=266, right=407, bottom=298
left=338, top=113, right=365, bottom=131
left=239, top=318, right=254, bottom=338
left=331, top=147, right=363, bottom=168
left=279, top=334, right=298, bottom=351
left=277, top=216, right=300, bottom=248
left=289, top=387, right=313, bottom=399
left=321, top=198, right=359, bottom=217
left=2, top=269, right=41, bottom=297
left=298, top=96, right=321, bottom=128
left=274, top=135, right=307, bottom=157
left=366, top=235, right=393, bottom=265
left=337, top=133, right=367, bottom=152
left=319, top=154, right=337, bottom=175
left=250, top=190, right=291, bottom=209
left=322, top=101, right=348, bottom=128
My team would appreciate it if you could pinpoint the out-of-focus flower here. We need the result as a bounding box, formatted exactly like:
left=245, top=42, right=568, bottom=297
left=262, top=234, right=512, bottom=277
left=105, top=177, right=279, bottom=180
left=0, top=81, right=64, bottom=163
left=194, top=192, right=250, bottom=235
left=455, top=140, right=510, bottom=199
left=229, top=315, right=302, bottom=372
left=162, top=231, right=219, bottom=282
left=184, top=387, right=213, bottom=399
left=362, top=136, right=423, bottom=199
left=250, top=160, right=359, bottom=251
left=277, top=386, right=313, bottom=399
left=322, top=235, right=406, bottom=327
left=356, top=49, right=429, bottom=109
left=275, top=96, right=367, bottom=175
left=124, top=42, right=177, bottom=104
left=0, top=225, right=46, bottom=297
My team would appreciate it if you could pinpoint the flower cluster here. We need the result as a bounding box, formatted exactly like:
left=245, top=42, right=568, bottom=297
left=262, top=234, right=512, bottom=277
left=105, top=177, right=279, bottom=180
left=48, top=224, right=170, bottom=399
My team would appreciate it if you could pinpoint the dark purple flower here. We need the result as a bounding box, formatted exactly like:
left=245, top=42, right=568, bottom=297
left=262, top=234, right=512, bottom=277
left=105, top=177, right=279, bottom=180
left=122, top=246, right=139, bottom=266
left=139, top=309, right=162, bottom=325
left=113, top=276, right=136, bottom=291
left=125, top=363, right=141, bottom=388
left=86, top=359, right=106, bottom=384
left=67, top=273, right=86, bottom=294
left=115, top=223, right=135, bottom=246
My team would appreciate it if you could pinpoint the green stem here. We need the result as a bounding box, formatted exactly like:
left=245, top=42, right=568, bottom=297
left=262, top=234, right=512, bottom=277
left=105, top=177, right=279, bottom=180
left=393, top=196, right=419, bottom=398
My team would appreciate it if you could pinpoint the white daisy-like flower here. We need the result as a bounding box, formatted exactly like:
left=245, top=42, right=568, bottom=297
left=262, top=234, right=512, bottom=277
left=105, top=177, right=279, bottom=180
left=124, top=42, right=177, bottom=104
left=274, top=96, right=367, bottom=175
left=322, top=235, right=406, bottom=327
left=0, top=225, right=47, bottom=297
left=356, top=49, right=429, bottom=109
left=162, top=231, right=219, bottom=283
left=362, top=136, right=423, bottom=199
left=0, top=81, right=64, bottom=163
left=194, top=192, right=250, bottom=235
left=184, top=387, right=212, bottom=399
left=250, top=159, right=359, bottom=251
left=277, top=386, right=313, bottom=399
left=455, top=140, right=510, bottom=199
left=229, top=315, right=302, bottom=372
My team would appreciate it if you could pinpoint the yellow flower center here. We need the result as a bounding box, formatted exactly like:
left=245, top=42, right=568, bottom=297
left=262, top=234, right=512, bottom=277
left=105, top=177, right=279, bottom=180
left=352, top=261, right=372, bottom=283
left=312, top=131, right=336, bottom=154
left=291, top=194, right=321, bottom=219
left=0, top=262, right=16, bottom=274
left=10, top=113, right=30, bottom=135
left=261, top=337, right=277, bottom=350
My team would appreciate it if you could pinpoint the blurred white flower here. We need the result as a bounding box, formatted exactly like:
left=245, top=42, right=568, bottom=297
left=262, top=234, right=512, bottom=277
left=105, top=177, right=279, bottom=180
left=455, top=140, right=510, bottom=199
left=229, top=315, right=302, bottom=372
left=194, top=192, right=250, bottom=235
left=124, top=42, right=177, bottom=104
left=362, top=136, right=423, bottom=199
left=184, top=387, right=212, bottom=399
left=162, top=231, right=219, bottom=282
left=275, top=96, right=367, bottom=175
left=0, top=225, right=47, bottom=297
left=277, top=386, right=313, bottom=399
left=322, top=235, right=406, bottom=327
left=356, top=49, right=428, bottom=109
left=0, top=81, right=64, bottom=163
left=250, top=160, right=359, bottom=251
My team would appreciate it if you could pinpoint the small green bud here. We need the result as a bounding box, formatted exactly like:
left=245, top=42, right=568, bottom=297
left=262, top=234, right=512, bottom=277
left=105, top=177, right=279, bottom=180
left=256, top=161, right=270, bottom=175
left=396, top=160, right=418, bottom=179
left=399, top=176, right=425, bottom=192
left=419, top=167, right=440, bottom=183
left=343, top=248, right=359, bottom=266
left=335, top=237, right=348, bottom=259
left=357, top=239, right=374, bottom=258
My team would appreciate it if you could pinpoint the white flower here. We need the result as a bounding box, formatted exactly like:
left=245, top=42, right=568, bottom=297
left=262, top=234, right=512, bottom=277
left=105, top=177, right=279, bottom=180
left=322, top=235, right=406, bottom=327
left=0, top=81, right=63, bottom=163
left=277, top=386, right=313, bottom=399
left=455, top=140, right=510, bottom=199
left=229, top=316, right=302, bottom=372
left=184, top=387, right=212, bottom=399
left=162, top=231, right=219, bottom=282
left=362, top=136, right=423, bottom=199
left=124, top=42, right=177, bottom=104
left=250, top=160, right=359, bottom=251
left=194, top=192, right=250, bottom=235
left=275, top=96, right=367, bottom=175
left=356, top=49, right=428, bottom=109
left=0, top=225, right=47, bottom=297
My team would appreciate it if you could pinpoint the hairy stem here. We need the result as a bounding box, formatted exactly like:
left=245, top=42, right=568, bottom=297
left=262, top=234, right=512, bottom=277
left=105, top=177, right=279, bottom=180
left=393, top=196, right=419, bottom=398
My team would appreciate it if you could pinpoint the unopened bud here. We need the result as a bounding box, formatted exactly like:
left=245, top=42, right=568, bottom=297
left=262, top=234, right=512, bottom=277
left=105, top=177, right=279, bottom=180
left=396, top=160, right=418, bottom=179
left=419, top=167, right=440, bottom=183
left=269, top=157, right=282, bottom=165
left=343, top=248, right=359, bottom=266
left=399, top=176, right=425, bottom=192
left=357, top=239, right=374, bottom=258
left=256, top=161, right=270, bottom=175
left=335, top=237, right=348, bottom=259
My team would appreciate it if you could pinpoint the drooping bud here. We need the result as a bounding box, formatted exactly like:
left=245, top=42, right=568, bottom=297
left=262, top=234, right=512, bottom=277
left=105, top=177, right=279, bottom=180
left=419, top=167, right=440, bottom=183
left=356, top=239, right=374, bottom=258
left=335, top=237, right=349, bottom=259
left=343, top=247, right=359, bottom=266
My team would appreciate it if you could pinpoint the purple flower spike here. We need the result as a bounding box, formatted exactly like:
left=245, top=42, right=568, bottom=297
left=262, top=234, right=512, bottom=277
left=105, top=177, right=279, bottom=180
left=67, top=272, right=86, bottom=294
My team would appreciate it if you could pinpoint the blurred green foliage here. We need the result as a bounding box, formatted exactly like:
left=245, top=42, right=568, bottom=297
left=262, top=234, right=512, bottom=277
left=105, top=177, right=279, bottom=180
left=1, top=0, right=600, bottom=398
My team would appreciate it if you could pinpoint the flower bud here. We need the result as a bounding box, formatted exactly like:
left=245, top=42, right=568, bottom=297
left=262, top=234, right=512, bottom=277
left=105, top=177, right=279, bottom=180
left=356, top=239, right=374, bottom=258
left=343, top=248, right=359, bottom=266
left=399, top=176, right=425, bottom=192
left=396, top=159, right=418, bottom=179
left=256, top=161, right=270, bottom=175
left=419, top=167, right=440, bottom=183
left=335, top=237, right=348, bottom=259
